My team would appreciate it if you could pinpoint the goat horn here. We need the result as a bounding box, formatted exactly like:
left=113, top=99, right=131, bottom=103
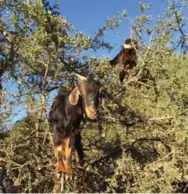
left=123, top=43, right=133, bottom=49
left=73, top=73, right=87, bottom=81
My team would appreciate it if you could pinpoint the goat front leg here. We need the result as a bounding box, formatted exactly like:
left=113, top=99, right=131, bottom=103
left=63, top=136, right=73, bottom=180
left=53, top=130, right=66, bottom=175
left=54, top=144, right=66, bottom=175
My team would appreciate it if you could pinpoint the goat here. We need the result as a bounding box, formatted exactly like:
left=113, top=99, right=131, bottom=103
left=48, top=74, right=103, bottom=180
left=110, top=38, right=137, bottom=82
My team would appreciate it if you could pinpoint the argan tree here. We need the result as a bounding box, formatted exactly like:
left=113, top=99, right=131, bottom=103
left=0, top=0, right=188, bottom=193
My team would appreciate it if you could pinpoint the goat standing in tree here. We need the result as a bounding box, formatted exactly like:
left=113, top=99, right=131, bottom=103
left=48, top=74, right=104, bottom=182
left=110, top=38, right=137, bottom=82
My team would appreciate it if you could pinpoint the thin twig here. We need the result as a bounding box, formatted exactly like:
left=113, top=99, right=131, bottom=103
left=149, top=116, right=173, bottom=121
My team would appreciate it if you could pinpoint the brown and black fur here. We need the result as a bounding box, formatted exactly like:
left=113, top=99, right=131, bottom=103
left=110, top=38, right=137, bottom=82
left=48, top=76, right=102, bottom=179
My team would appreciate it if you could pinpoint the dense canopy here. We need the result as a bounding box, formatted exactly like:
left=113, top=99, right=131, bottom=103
left=0, top=0, right=188, bottom=192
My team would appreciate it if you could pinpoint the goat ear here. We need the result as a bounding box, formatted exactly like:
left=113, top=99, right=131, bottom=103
left=69, top=87, right=80, bottom=105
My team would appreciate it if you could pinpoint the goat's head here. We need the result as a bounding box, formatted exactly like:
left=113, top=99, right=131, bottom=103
left=123, top=38, right=138, bottom=50
left=69, top=74, right=103, bottom=121
left=121, top=38, right=138, bottom=68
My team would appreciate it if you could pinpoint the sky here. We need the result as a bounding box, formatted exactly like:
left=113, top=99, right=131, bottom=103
left=54, top=0, right=169, bottom=57
left=11, top=0, right=187, bottom=123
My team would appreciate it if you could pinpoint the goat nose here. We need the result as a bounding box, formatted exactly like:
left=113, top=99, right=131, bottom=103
left=89, top=108, right=96, bottom=114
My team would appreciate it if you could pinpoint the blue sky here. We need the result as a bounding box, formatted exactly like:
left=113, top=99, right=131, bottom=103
left=12, top=0, right=187, bottom=123
left=55, top=0, right=169, bottom=57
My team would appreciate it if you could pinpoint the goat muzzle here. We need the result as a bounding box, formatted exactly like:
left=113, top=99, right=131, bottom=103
left=85, top=106, right=97, bottom=120
left=123, top=43, right=134, bottom=49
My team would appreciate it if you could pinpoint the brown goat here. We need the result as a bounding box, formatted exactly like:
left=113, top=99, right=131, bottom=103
left=48, top=74, right=103, bottom=181
left=110, top=38, right=137, bottom=82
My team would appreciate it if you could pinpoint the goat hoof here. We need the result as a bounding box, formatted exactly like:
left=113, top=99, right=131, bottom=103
left=65, top=173, right=72, bottom=181
left=57, top=172, right=62, bottom=179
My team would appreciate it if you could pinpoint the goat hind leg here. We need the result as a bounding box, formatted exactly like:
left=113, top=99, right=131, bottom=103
left=74, top=133, right=84, bottom=169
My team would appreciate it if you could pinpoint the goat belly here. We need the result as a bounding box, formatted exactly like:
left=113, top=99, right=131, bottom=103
left=55, top=115, right=82, bottom=135
left=49, top=94, right=83, bottom=139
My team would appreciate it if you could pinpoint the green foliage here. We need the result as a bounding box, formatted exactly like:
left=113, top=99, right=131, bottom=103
left=2, top=114, right=55, bottom=192
left=0, top=0, right=188, bottom=193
